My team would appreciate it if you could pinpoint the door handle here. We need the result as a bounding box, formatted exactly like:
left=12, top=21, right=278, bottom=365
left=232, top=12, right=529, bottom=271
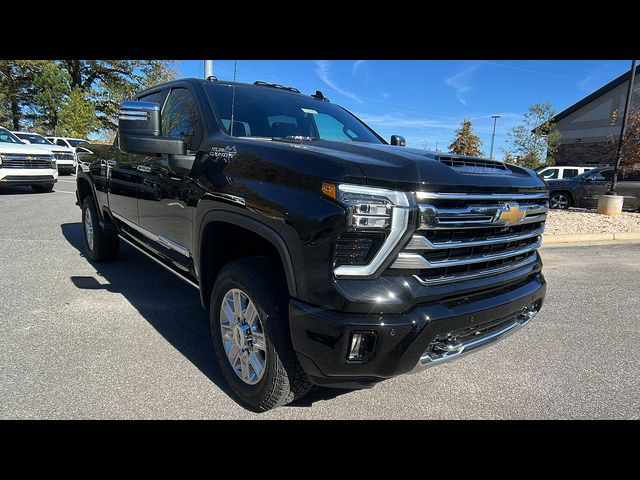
left=137, top=165, right=152, bottom=173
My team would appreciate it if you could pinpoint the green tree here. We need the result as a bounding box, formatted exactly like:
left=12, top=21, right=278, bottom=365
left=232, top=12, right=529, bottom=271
left=504, top=102, right=560, bottom=168
left=0, top=60, right=40, bottom=129
left=31, top=62, right=71, bottom=134
left=58, top=88, right=98, bottom=138
left=58, top=60, right=177, bottom=132
left=448, top=119, right=483, bottom=156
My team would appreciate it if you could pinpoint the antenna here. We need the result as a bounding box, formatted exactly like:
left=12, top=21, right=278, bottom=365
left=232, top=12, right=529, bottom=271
left=230, top=60, right=237, bottom=137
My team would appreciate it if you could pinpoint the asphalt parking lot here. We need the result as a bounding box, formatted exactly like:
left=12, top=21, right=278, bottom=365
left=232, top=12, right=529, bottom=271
left=1, top=178, right=639, bottom=419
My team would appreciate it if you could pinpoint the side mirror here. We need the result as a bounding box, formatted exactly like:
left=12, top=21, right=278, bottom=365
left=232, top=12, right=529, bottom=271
left=21, top=139, right=31, bottom=144
left=390, top=135, right=406, bottom=147
left=118, top=101, right=185, bottom=157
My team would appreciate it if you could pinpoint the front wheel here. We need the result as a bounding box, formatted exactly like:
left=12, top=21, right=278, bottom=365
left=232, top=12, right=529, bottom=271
left=210, top=258, right=312, bottom=411
left=81, top=196, right=119, bottom=261
left=550, top=192, right=571, bottom=209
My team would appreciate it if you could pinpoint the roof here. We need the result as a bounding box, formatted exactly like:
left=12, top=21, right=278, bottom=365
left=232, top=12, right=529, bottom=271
left=534, top=64, right=639, bottom=133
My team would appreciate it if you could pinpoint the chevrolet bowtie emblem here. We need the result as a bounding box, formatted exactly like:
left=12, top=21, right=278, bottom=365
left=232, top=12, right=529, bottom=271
left=497, top=203, right=526, bottom=226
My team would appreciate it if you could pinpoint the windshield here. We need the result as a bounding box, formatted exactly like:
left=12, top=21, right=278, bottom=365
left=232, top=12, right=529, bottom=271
left=0, top=128, right=24, bottom=144
left=205, top=83, right=385, bottom=144
left=15, top=133, right=54, bottom=145
left=68, top=139, right=88, bottom=147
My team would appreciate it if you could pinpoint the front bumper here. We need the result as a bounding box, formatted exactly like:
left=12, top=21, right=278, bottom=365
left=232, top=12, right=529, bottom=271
left=290, top=272, right=546, bottom=388
left=0, top=169, right=58, bottom=186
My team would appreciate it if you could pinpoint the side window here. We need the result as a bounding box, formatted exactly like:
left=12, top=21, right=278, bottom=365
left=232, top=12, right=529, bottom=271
left=161, top=88, right=203, bottom=151
left=313, top=113, right=357, bottom=141
left=138, top=90, right=164, bottom=105
left=593, top=170, right=614, bottom=181
left=563, top=169, right=579, bottom=179
left=540, top=169, right=559, bottom=179
left=56, top=139, right=67, bottom=147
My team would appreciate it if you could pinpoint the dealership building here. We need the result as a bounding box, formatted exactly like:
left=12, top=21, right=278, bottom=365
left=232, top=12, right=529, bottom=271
left=550, top=65, right=639, bottom=167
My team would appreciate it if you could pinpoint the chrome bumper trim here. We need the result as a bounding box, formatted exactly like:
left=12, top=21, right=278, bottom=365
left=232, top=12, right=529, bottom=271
left=411, top=305, right=539, bottom=373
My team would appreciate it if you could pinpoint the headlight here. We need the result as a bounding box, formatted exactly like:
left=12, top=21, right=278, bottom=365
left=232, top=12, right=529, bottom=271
left=329, top=183, right=413, bottom=278
left=51, top=157, right=56, bottom=168
left=0, top=153, right=4, bottom=166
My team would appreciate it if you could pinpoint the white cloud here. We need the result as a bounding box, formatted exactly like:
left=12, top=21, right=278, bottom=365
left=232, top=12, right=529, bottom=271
left=352, top=60, right=366, bottom=75
left=315, top=60, right=362, bottom=103
left=444, top=64, right=481, bottom=106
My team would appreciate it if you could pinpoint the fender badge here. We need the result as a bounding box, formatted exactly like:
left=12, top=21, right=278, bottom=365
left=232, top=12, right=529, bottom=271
left=209, top=145, right=237, bottom=160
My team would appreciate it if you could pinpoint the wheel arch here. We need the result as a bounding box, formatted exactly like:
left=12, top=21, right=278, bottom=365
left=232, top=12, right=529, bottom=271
left=196, top=211, right=298, bottom=310
left=76, top=172, right=105, bottom=221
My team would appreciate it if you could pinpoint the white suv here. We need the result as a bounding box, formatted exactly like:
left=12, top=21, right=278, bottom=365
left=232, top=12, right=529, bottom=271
left=0, top=128, right=58, bottom=192
left=13, top=132, right=77, bottom=175
left=537, top=166, right=595, bottom=181
left=45, top=136, right=89, bottom=151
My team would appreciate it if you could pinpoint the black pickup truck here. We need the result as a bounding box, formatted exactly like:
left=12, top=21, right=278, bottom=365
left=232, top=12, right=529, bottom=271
left=76, top=77, right=548, bottom=411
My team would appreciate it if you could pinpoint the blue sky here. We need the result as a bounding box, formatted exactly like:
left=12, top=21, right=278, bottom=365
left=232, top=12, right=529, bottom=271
left=177, top=60, right=631, bottom=160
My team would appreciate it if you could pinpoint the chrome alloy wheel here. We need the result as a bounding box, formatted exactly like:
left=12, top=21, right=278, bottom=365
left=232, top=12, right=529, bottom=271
left=84, top=207, right=94, bottom=250
left=219, top=288, right=268, bottom=385
left=550, top=193, right=569, bottom=209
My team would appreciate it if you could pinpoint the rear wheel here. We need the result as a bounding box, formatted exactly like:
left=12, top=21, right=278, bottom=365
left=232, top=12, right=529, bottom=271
left=31, top=183, right=54, bottom=193
left=81, top=196, right=119, bottom=261
left=209, top=258, right=312, bottom=411
left=550, top=192, right=571, bottom=209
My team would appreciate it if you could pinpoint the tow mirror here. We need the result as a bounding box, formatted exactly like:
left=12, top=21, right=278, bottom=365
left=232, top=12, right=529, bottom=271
left=390, top=135, right=406, bottom=147
left=117, top=101, right=185, bottom=157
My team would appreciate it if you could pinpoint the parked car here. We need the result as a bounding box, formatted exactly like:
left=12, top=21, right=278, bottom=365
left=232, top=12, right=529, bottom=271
left=537, top=165, right=595, bottom=181
left=12, top=131, right=76, bottom=175
left=548, top=167, right=640, bottom=210
left=75, top=78, right=548, bottom=411
left=46, top=136, right=89, bottom=151
left=0, top=127, right=58, bottom=192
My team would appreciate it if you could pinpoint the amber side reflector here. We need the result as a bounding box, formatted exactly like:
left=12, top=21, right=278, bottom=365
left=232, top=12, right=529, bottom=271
left=321, top=182, right=337, bottom=199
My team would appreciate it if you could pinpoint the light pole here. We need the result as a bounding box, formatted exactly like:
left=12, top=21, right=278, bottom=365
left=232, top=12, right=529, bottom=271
left=204, top=60, right=214, bottom=79
left=489, top=115, right=500, bottom=159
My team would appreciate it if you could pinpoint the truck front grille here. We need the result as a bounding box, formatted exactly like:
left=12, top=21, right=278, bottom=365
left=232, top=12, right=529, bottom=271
left=1, top=154, right=54, bottom=169
left=389, top=192, right=548, bottom=285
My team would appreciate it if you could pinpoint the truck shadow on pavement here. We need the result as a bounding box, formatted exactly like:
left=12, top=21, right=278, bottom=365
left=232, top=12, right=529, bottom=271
left=60, top=222, right=349, bottom=411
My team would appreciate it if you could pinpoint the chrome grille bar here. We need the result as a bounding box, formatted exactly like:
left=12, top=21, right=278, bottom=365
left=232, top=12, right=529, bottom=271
left=391, top=237, right=542, bottom=269
left=420, top=202, right=548, bottom=230
left=412, top=252, right=538, bottom=285
left=405, top=225, right=545, bottom=250
left=416, top=192, right=548, bottom=201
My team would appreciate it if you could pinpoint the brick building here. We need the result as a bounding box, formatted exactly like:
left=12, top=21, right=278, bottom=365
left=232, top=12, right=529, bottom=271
left=549, top=65, right=639, bottom=167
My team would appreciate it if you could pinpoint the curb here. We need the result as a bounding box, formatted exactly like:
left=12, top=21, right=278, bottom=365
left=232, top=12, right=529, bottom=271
left=542, top=232, right=640, bottom=246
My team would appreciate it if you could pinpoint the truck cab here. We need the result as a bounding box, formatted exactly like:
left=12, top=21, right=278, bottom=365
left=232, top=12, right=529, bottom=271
left=76, top=78, right=548, bottom=411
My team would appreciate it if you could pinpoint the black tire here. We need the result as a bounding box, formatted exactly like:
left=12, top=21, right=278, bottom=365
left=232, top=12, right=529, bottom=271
left=209, top=257, right=312, bottom=411
left=81, top=196, right=119, bottom=262
left=549, top=191, right=571, bottom=209
left=31, top=183, right=54, bottom=193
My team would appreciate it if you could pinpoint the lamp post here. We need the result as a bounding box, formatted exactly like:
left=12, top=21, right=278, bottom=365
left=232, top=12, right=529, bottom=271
left=204, top=60, right=214, bottom=79
left=489, top=115, right=500, bottom=159
left=608, top=59, right=637, bottom=195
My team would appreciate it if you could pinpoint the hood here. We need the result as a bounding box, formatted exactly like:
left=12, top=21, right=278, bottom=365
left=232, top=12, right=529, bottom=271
left=46, top=145, right=75, bottom=154
left=277, top=140, right=547, bottom=193
left=0, top=142, right=54, bottom=156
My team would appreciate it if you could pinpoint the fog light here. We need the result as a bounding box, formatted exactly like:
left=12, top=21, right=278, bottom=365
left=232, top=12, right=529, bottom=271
left=347, top=331, right=377, bottom=362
